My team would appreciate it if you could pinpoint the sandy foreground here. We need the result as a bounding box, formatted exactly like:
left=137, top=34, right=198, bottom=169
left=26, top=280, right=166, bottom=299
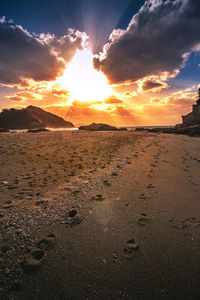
left=0, top=131, right=200, bottom=299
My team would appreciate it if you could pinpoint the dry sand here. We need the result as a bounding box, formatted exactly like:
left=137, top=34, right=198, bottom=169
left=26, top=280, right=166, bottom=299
left=0, top=131, right=200, bottom=299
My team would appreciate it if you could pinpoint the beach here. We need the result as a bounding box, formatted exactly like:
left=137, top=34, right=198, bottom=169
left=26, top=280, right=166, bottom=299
left=1, top=130, right=200, bottom=299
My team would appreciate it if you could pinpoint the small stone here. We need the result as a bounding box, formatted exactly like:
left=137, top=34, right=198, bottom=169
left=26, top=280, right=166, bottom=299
left=112, top=252, right=118, bottom=259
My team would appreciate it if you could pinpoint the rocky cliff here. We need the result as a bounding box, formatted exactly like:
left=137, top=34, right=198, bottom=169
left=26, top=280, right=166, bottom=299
left=0, top=106, right=74, bottom=129
left=182, top=101, right=200, bottom=126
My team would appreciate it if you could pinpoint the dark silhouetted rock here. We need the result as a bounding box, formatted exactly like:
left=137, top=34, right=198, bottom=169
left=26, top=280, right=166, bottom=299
left=182, top=89, right=200, bottom=126
left=0, top=106, right=74, bottom=129
left=172, top=89, right=200, bottom=136
left=148, top=128, right=175, bottom=134
left=118, top=127, right=128, bottom=131
left=0, top=128, right=8, bottom=132
left=135, top=127, right=147, bottom=131
left=79, top=123, right=119, bottom=131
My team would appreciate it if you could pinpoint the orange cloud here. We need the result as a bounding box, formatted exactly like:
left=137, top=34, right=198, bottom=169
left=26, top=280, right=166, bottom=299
left=104, top=96, right=123, bottom=104
left=8, top=96, right=22, bottom=102
left=51, top=89, right=70, bottom=97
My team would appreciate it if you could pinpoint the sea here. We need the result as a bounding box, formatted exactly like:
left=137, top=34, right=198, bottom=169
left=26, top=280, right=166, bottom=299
left=8, top=125, right=173, bottom=133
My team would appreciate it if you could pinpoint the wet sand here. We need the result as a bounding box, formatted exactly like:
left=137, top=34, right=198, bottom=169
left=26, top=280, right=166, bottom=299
left=1, top=131, right=200, bottom=299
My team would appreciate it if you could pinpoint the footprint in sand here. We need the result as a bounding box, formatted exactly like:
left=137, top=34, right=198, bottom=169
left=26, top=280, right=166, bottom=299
left=169, top=219, right=179, bottom=230
left=169, top=218, right=200, bottom=239
left=139, top=193, right=149, bottom=201
left=137, top=213, right=150, bottom=226
left=91, top=194, right=105, bottom=201
left=35, top=200, right=48, bottom=207
left=123, top=239, right=139, bottom=259
left=37, top=233, right=56, bottom=250
left=22, top=233, right=56, bottom=273
left=146, top=184, right=155, bottom=189
left=181, top=218, right=200, bottom=239
left=103, top=180, right=111, bottom=187
left=65, top=209, right=83, bottom=226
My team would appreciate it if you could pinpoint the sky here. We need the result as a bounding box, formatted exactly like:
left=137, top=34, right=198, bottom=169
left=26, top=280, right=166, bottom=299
left=0, top=0, right=200, bottom=126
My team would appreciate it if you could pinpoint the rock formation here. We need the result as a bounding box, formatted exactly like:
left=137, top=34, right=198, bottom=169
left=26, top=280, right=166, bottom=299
left=182, top=88, right=200, bottom=126
left=79, top=123, right=120, bottom=131
left=0, top=106, right=74, bottom=129
left=173, top=88, right=200, bottom=136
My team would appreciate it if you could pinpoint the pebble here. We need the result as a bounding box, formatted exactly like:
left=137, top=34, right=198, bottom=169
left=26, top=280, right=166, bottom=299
left=112, top=252, right=118, bottom=259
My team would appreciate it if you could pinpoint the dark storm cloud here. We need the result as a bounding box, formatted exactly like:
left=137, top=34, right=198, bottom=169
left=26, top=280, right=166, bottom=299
left=142, top=80, right=163, bottom=91
left=94, top=0, right=200, bottom=84
left=0, top=18, right=86, bottom=85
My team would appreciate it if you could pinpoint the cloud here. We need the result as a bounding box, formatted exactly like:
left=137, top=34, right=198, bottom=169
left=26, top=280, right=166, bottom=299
left=50, top=89, right=70, bottom=97
left=167, top=96, right=195, bottom=106
left=94, top=0, right=200, bottom=85
left=0, top=18, right=87, bottom=86
left=150, top=97, right=161, bottom=104
left=142, top=80, right=163, bottom=91
left=6, top=91, right=42, bottom=102
left=104, top=96, right=123, bottom=104
left=8, top=96, right=22, bottom=102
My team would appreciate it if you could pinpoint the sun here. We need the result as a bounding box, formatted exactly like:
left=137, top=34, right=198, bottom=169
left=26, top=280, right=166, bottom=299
left=58, top=48, right=113, bottom=102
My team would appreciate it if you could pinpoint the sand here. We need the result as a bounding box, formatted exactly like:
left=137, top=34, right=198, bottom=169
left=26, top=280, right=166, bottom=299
left=1, top=131, right=200, bottom=299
